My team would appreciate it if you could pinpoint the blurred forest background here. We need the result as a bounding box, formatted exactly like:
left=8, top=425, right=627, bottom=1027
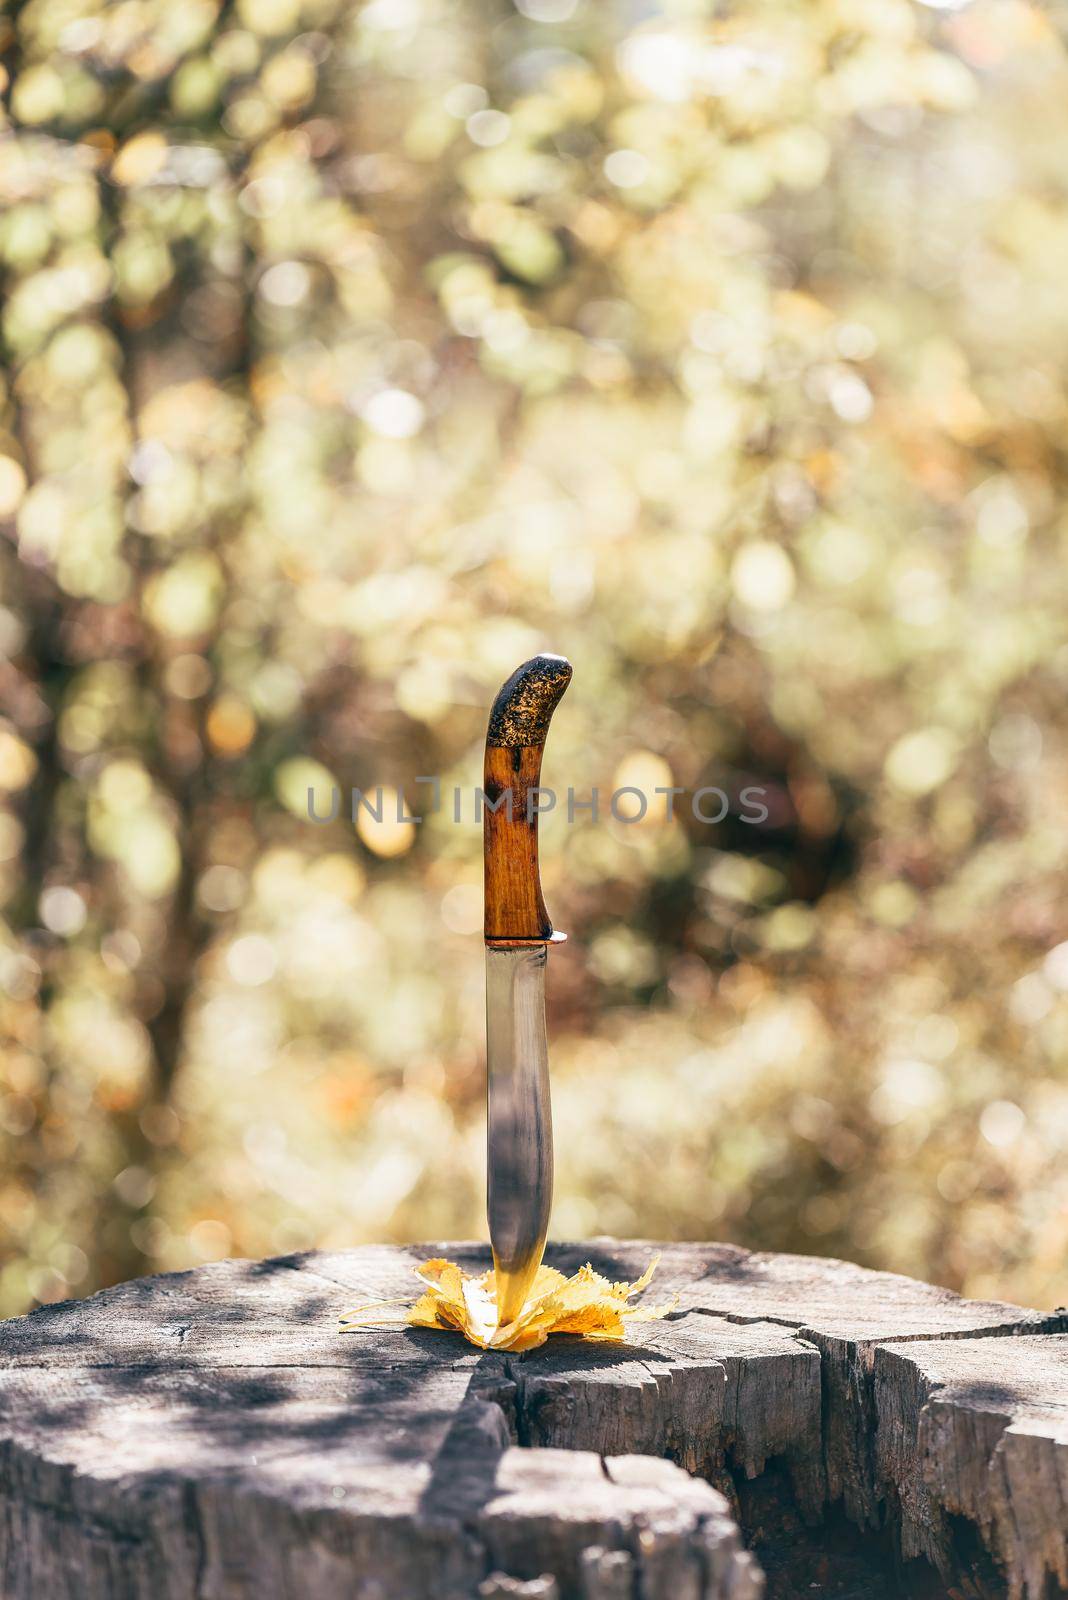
left=1, top=0, right=1066, bottom=1318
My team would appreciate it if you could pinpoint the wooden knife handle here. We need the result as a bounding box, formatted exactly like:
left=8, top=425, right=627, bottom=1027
left=484, top=654, right=572, bottom=945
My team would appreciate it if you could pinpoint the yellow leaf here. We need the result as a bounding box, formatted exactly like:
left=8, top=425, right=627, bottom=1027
left=339, top=1253, right=675, bottom=1352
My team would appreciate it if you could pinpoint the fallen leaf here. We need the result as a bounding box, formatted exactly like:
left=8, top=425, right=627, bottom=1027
left=339, top=1253, right=674, bottom=1351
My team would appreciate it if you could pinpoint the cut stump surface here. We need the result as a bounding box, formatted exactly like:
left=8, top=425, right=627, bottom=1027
left=0, top=1241, right=1064, bottom=1599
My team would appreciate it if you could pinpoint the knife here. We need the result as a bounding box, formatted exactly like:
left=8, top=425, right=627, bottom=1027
left=483, top=653, right=572, bottom=1325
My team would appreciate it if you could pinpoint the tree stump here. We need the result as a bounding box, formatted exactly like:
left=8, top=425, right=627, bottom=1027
left=0, top=1242, right=1064, bottom=1600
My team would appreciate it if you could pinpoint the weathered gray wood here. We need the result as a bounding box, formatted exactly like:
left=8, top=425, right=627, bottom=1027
left=0, top=1240, right=1063, bottom=1599
left=874, top=1332, right=1068, bottom=1600
left=0, top=1247, right=758, bottom=1600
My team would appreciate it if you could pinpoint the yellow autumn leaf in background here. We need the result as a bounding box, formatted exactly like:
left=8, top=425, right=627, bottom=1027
left=339, top=1255, right=674, bottom=1352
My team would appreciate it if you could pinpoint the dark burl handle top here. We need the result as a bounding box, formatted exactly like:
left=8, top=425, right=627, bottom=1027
left=484, top=654, right=572, bottom=944
left=486, top=654, right=573, bottom=748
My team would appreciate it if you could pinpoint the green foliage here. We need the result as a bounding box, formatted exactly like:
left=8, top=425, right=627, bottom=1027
left=0, top=0, right=1066, bottom=1313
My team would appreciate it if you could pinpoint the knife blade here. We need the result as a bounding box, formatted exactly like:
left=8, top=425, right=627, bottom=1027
left=485, top=942, right=552, bottom=1325
left=483, top=654, right=572, bottom=1324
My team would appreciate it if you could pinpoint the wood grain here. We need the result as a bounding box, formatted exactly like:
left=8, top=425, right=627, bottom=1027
left=484, top=656, right=571, bottom=944
left=0, top=1240, right=1064, bottom=1599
